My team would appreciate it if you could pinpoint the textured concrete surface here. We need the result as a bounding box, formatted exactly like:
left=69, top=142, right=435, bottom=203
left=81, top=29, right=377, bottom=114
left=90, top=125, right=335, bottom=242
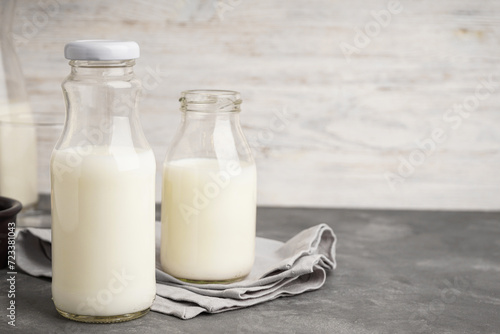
left=2, top=207, right=500, bottom=333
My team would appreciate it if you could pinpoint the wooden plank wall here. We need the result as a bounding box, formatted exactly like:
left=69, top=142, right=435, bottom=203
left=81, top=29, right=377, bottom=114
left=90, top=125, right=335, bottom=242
left=11, top=0, right=500, bottom=210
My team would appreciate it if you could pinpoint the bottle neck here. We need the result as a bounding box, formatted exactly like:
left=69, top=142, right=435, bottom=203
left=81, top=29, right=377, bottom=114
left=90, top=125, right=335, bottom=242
left=181, top=110, right=240, bottom=123
left=57, top=58, right=150, bottom=151
left=179, top=90, right=243, bottom=135
left=69, top=60, right=135, bottom=77
left=167, top=90, right=253, bottom=163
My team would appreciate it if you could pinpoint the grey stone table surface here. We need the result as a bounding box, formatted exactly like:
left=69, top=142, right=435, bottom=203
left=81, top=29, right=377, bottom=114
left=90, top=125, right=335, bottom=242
left=1, top=206, right=500, bottom=334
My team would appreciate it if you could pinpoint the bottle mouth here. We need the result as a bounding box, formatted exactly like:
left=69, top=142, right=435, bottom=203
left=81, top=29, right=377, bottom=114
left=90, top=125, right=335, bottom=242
left=179, top=90, right=242, bottom=113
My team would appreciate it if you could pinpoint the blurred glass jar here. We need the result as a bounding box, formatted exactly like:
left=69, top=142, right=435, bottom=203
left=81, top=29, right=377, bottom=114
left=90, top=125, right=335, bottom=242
left=0, top=0, right=38, bottom=209
left=0, top=112, right=63, bottom=228
left=161, top=90, right=257, bottom=283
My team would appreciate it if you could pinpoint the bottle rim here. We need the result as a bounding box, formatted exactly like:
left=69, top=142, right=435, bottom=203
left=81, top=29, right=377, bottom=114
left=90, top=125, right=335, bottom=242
left=179, top=90, right=242, bottom=113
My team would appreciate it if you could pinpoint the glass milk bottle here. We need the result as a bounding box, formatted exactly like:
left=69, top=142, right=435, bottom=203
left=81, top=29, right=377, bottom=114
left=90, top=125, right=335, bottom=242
left=161, top=90, right=257, bottom=283
left=0, top=0, right=38, bottom=208
left=50, top=41, right=156, bottom=323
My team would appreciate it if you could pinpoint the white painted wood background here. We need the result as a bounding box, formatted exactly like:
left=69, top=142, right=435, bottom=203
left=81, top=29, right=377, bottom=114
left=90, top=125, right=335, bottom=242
left=10, top=0, right=500, bottom=210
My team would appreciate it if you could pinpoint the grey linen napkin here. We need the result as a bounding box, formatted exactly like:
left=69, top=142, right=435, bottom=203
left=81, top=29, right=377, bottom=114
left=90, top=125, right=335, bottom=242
left=16, top=223, right=336, bottom=319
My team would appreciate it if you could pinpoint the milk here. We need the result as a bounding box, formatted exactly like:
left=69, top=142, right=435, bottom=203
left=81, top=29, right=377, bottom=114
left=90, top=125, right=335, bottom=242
left=161, top=158, right=257, bottom=282
left=0, top=102, right=38, bottom=207
left=51, top=146, right=156, bottom=316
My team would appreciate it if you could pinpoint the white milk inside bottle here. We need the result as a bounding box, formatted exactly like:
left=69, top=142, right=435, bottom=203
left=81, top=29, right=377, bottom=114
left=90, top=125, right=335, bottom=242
left=161, top=158, right=257, bottom=281
left=51, top=146, right=156, bottom=316
left=0, top=102, right=38, bottom=207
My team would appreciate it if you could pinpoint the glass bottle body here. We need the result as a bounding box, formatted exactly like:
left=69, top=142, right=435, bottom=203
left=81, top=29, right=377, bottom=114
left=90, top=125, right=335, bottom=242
left=0, top=0, right=38, bottom=208
left=161, top=90, right=257, bottom=283
left=50, top=59, right=156, bottom=322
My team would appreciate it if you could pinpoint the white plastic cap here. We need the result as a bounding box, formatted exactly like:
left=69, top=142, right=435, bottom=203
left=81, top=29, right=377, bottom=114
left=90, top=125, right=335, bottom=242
left=64, top=40, right=140, bottom=61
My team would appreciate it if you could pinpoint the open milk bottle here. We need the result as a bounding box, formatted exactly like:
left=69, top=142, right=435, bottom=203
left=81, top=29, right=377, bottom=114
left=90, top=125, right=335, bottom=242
left=161, top=90, right=257, bottom=283
left=50, top=40, right=156, bottom=323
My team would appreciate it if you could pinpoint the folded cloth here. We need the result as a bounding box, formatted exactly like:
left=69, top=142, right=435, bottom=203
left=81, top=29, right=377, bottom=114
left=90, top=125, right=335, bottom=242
left=16, top=223, right=336, bottom=319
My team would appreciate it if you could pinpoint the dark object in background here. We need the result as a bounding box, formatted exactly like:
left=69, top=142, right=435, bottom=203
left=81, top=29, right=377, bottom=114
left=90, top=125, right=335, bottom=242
left=0, top=196, right=22, bottom=268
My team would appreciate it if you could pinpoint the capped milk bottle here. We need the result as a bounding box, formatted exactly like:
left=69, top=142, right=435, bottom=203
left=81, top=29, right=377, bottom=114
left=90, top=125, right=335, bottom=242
left=51, top=41, right=156, bottom=323
left=161, top=90, right=257, bottom=283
